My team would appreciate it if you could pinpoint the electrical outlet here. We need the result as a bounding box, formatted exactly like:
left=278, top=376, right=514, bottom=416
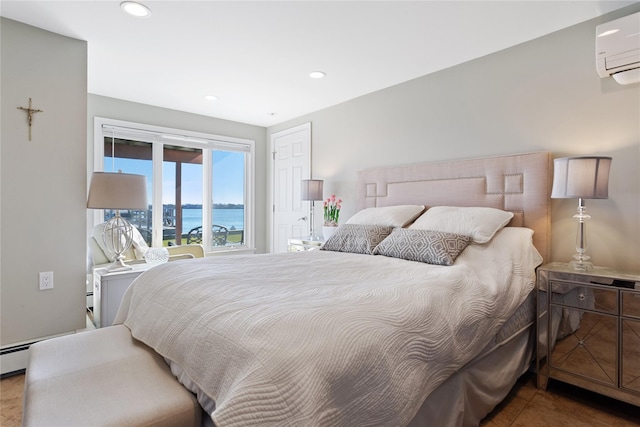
left=39, top=271, right=54, bottom=290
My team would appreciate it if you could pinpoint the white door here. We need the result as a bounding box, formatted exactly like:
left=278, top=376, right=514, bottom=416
left=271, top=123, right=311, bottom=253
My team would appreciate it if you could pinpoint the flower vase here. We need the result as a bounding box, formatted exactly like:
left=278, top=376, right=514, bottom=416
left=323, top=225, right=338, bottom=241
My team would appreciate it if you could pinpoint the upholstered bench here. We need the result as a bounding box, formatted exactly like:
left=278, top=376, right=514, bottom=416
left=23, top=325, right=202, bottom=427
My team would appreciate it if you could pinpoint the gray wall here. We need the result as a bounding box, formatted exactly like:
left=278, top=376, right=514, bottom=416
left=1, top=18, right=88, bottom=345
left=268, top=5, right=640, bottom=273
left=87, top=95, right=269, bottom=254
left=2, top=4, right=639, bottom=350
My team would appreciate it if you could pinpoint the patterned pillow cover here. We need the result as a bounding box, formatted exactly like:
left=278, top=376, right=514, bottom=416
left=320, top=224, right=394, bottom=255
left=374, top=228, right=471, bottom=266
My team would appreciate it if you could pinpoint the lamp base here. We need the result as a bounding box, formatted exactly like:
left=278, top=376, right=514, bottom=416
left=570, top=198, right=593, bottom=272
left=106, top=256, right=133, bottom=272
left=569, top=259, right=593, bottom=272
left=102, top=211, right=135, bottom=272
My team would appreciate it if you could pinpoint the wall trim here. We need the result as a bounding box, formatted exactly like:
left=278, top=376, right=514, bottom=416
left=1, top=332, right=73, bottom=375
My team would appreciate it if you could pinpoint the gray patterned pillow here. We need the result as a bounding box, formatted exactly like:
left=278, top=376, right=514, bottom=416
left=320, top=224, right=394, bottom=255
left=373, top=228, right=471, bottom=266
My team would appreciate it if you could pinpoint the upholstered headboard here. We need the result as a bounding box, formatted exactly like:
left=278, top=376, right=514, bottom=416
left=356, top=152, right=551, bottom=261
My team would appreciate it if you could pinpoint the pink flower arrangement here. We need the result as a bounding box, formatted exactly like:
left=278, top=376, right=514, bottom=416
left=323, top=195, right=342, bottom=226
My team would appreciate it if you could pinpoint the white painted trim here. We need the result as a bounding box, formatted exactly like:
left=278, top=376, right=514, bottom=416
left=95, top=117, right=253, bottom=147
left=242, top=139, right=256, bottom=251
left=202, top=150, right=213, bottom=251
left=152, top=142, right=164, bottom=245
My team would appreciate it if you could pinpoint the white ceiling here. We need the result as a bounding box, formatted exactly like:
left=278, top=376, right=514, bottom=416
left=1, top=1, right=635, bottom=127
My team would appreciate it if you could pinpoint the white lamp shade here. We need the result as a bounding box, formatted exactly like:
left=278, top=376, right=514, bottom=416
left=301, top=179, right=324, bottom=201
left=551, top=156, right=611, bottom=199
left=87, top=172, right=148, bottom=210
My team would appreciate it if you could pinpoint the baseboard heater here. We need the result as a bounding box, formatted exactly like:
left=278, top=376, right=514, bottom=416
left=1, top=342, right=33, bottom=377
left=1, top=332, right=72, bottom=377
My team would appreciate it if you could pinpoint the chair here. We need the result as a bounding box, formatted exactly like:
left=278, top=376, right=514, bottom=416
left=165, top=244, right=205, bottom=261
left=187, top=225, right=228, bottom=247
left=89, top=224, right=204, bottom=267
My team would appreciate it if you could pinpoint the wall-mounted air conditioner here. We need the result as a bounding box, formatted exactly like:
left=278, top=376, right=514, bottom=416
left=596, top=12, right=640, bottom=85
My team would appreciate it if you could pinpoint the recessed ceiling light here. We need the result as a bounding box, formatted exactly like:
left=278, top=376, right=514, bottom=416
left=120, top=1, right=151, bottom=18
left=204, top=95, right=219, bottom=101
left=309, top=71, right=326, bottom=79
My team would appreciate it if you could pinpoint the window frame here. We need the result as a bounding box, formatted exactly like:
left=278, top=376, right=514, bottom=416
left=93, top=117, right=255, bottom=254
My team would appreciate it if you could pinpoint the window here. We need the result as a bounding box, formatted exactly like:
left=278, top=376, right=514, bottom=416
left=161, top=145, right=203, bottom=246
left=94, top=118, right=254, bottom=253
left=212, top=150, right=245, bottom=247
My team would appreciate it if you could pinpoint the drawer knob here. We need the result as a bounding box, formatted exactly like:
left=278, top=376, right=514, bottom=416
left=578, top=294, right=586, bottom=301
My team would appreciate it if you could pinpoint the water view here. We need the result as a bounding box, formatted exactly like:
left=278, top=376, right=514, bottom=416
left=183, top=207, right=244, bottom=232
left=121, top=205, right=244, bottom=247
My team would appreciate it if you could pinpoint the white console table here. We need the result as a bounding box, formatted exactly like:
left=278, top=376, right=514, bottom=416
left=92, top=262, right=155, bottom=328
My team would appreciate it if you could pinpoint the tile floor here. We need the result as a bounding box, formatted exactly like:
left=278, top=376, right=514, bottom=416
left=0, top=374, right=24, bottom=427
left=480, top=372, right=640, bottom=426
left=3, top=369, right=640, bottom=426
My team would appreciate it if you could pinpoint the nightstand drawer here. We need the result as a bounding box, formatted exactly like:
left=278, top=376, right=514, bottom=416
left=622, top=290, right=640, bottom=319
left=549, top=308, right=618, bottom=387
left=550, top=281, right=618, bottom=315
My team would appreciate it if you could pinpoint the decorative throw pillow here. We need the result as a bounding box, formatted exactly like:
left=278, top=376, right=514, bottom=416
left=346, top=205, right=425, bottom=227
left=374, top=228, right=471, bottom=266
left=409, top=206, right=513, bottom=244
left=320, top=224, right=394, bottom=255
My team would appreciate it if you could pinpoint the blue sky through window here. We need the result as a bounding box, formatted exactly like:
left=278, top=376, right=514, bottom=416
left=106, top=150, right=244, bottom=205
left=212, top=151, right=244, bottom=205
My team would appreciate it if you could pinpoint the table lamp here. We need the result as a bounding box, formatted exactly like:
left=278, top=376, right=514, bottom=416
left=301, top=179, right=324, bottom=241
left=87, top=171, right=148, bottom=271
left=551, top=156, right=611, bottom=271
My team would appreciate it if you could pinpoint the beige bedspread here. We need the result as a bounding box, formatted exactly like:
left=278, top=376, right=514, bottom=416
left=114, top=227, right=541, bottom=427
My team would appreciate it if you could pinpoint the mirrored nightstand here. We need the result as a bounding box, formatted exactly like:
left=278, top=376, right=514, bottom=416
left=537, top=262, right=640, bottom=406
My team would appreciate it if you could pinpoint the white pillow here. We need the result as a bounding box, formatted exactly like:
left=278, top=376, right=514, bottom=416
left=409, top=206, right=513, bottom=244
left=346, top=205, right=425, bottom=227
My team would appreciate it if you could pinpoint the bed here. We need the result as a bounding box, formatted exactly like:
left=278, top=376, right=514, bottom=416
left=114, top=151, right=552, bottom=427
